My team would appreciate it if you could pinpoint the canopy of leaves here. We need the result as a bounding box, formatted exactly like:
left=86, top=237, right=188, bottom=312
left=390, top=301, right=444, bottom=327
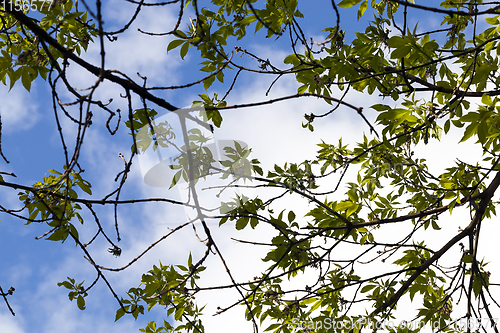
left=1, top=1, right=500, bottom=333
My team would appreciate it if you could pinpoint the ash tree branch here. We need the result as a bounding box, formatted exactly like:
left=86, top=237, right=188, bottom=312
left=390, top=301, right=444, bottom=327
left=0, top=286, right=15, bottom=316
left=371, top=170, right=500, bottom=317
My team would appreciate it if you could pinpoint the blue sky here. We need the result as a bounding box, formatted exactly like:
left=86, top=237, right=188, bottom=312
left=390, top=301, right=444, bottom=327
left=1, top=1, right=499, bottom=332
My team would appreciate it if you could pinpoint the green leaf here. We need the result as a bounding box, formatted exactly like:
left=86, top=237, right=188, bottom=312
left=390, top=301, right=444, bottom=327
left=297, top=84, right=308, bottom=94
left=361, top=284, right=375, bottom=293
left=371, top=104, right=390, bottom=112
left=21, top=68, right=32, bottom=92
left=115, top=307, right=126, bottom=321
left=283, top=54, right=299, bottom=65
left=444, top=119, right=450, bottom=133
left=132, top=305, right=143, bottom=320
left=78, top=181, right=92, bottom=195
left=431, top=220, right=441, bottom=230
left=250, top=217, right=259, bottom=229
left=169, top=170, right=182, bottom=189
left=473, top=275, right=483, bottom=298
left=47, top=226, right=70, bottom=242
left=346, top=204, right=358, bottom=217
left=77, top=295, right=86, bottom=310
left=203, top=75, right=216, bottom=90
left=235, top=217, right=249, bottom=230
left=337, top=0, right=364, bottom=9
left=391, top=45, right=412, bottom=59
left=357, top=0, right=368, bottom=20
left=482, top=93, right=493, bottom=106
left=180, top=42, right=189, bottom=60
left=167, top=39, right=185, bottom=53
left=205, top=109, right=222, bottom=127
left=462, top=254, right=473, bottom=263
left=174, top=306, right=184, bottom=320
left=58, top=281, right=73, bottom=289
left=459, top=123, right=478, bottom=143
left=485, top=15, right=499, bottom=25
left=239, top=15, right=257, bottom=25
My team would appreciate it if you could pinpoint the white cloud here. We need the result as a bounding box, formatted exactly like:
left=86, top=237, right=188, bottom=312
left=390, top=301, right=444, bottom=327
left=62, top=0, right=184, bottom=92
left=0, top=84, right=39, bottom=133
left=0, top=312, right=24, bottom=333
